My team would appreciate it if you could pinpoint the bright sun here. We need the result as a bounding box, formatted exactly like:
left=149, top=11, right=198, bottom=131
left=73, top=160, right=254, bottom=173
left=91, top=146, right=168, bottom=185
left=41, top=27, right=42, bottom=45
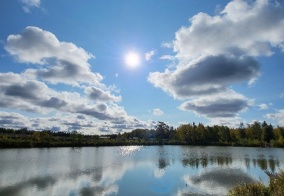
left=124, top=52, right=141, bottom=68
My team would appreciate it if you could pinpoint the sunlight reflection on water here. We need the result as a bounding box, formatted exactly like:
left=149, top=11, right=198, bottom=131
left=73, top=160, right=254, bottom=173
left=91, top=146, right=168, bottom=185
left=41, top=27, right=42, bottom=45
left=116, top=145, right=143, bottom=156
left=1, top=146, right=284, bottom=196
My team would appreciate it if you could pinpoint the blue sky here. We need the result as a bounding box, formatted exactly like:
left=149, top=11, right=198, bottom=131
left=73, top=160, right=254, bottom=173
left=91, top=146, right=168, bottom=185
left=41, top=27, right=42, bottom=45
left=0, top=0, right=284, bottom=134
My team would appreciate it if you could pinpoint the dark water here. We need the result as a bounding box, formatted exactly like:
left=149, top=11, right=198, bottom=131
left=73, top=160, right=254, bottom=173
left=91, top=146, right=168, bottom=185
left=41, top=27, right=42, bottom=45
left=0, top=146, right=283, bottom=196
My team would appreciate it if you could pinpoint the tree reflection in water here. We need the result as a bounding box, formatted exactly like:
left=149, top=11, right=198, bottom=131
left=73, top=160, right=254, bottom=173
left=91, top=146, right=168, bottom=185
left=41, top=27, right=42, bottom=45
left=0, top=146, right=283, bottom=196
left=182, top=156, right=233, bottom=168
left=181, top=153, right=279, bottom=172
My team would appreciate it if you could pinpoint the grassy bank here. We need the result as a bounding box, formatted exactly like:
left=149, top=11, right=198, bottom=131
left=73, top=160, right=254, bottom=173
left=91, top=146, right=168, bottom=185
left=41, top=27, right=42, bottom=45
left=228, top=171, right=284, bottom=196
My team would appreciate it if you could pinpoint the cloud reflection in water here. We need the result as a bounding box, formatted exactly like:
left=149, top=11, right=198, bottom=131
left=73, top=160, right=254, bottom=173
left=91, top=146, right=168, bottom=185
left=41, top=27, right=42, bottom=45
left=180, top=167, right=256, bottom=196
left=0, top=146, right=284, bottom=195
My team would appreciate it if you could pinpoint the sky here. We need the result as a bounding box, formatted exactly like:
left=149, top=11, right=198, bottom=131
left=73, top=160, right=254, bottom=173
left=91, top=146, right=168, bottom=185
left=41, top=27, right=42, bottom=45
left=0, top=0, right=284, bottom=134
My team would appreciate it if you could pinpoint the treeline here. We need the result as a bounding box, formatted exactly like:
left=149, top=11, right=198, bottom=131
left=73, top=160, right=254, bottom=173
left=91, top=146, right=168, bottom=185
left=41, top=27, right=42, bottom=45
left=0, top=121, right=284, bottom=148
left=119, top=121, right=284, bottom=147
left=0, top=128, right=99, bottom=148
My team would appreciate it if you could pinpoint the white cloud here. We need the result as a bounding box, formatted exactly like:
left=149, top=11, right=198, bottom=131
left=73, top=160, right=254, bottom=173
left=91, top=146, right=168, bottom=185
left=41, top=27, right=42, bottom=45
left=0, top=111, right=31, bottom=129
left=152, top=108, right=164, bottom=116
left=85, top=87, right=122, bottom=102
left=0, top=73, right=118, bottom=120
left=208, top=116, right=244, bottom=128
left=21, top=0, right=41, bottom=13
left=5, top=26, right=102, bottom=86
left=148, top=55, right=260, bottom=99
left=159, top=55, right=175, bottom=61
left=258, top=103, right=269, bottom=110
left=173, top=0, right=284, bottom=59
left=266, top=109, right=284, bottom=126
left=280, top=93, right=284, bottom=98
left=6, top=26, right=93, bottom=65
left=148, top=0, right=284, bottom=124
left=145, top=50, right=156, bottom=61
left=161, top=42, right=173, bottom=49
left=1, top=27, right=155, bottom=134
left=179, top=90, right=253, bottom=118
left=0, top=82, right=152, bottom=134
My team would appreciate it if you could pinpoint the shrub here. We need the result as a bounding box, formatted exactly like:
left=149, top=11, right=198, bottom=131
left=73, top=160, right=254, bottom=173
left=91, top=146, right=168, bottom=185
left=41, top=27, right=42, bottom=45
left=228, top=171, right=284, bottom=196
left=267, top=171, right=284, bottom=196
left=228, top=183, right=269, bottom=196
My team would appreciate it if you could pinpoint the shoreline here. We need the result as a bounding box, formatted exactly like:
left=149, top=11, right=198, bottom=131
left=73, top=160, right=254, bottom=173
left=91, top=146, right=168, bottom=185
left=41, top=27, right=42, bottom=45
left=0, top=141, right=280, bottom=149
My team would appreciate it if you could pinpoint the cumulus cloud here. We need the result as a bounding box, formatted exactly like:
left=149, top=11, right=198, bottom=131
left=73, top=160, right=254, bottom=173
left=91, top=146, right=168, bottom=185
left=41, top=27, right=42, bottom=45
left=0, top=26, right=155, bottom=133
left=0, top=73, right=50, bottom=113
left=0, top=108, right=150, bottom=134
left=266, top=109, right=284, bottom=126
left=152, top=108, right=164, bottom=116
left=145, top=50, right=156, bottom=61
left=258, top=103, right=269, bottom=110
left=179, top=90, right=253, bottom=118
left=85, top=87, right=122, bottom=102
left=0, top=74, right=64, bottom=113
left=208, top=116, right=244, bottom=128
left=5, top=26, right=102, bottom=86
left=173, top=0, right=284, bottom=59
left=0, top=112, right=31, bottom=129
left=0, top=111, right=99, bottom=133
left=148, top=0, right=284, bottom=123
left=5, top=26, right=92, bottom=64
left=21, top=0, right=41, bottom=13
left=149, top=55, right=260, bottom=99
left=0, top=71, right=148, bottom=134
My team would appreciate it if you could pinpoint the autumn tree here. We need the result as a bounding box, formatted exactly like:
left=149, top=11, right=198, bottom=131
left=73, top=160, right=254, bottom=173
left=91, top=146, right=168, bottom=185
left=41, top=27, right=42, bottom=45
left=176, top=124, right=191, bottom=142
left=246, top=121, right=262, bottom=141
left=196, top=123, right=208, bottom=143
left=261, top=121, right=273, bottom=143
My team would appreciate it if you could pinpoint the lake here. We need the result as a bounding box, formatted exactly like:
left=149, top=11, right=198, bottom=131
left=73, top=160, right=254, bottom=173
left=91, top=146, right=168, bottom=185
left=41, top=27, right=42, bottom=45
left=0, top=146, right=284, bottom=196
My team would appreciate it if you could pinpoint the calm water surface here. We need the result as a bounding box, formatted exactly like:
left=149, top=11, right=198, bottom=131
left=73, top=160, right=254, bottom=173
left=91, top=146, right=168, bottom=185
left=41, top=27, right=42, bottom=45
left=0, top=146, right=284, bottom=196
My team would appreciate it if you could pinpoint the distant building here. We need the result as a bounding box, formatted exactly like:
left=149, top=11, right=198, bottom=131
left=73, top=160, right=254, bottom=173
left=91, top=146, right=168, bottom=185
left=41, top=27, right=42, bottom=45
left=99, top=136, right=110, bottom=139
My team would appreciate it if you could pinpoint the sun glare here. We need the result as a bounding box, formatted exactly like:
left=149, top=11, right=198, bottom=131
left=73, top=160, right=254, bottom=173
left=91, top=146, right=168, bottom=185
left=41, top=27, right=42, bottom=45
left=124, top=52, right=141, bottom=68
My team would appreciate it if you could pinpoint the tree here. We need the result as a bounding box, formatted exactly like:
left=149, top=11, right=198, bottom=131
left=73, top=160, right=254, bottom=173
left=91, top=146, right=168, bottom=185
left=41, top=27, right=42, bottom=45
left=239, top=122, right=246, bottom=139
left=131, top=129, right=149, bottom=140
left=176, top=124, right=190, bottom=142
left=217, top=125, right=231, bottom=143
left=230, top=128, right=241, bottom=143
left=261, top=121, right=273, bottom=143
left=246, top=121, right=261, bottom=141
left=272, top=126, right=284, bottom=146
left=32, top=131, right=41, bottom=141
left=206, top=126, right=219, bottom=143
left=71, top=130, right=82, bottom=145
left=168, top=126, right=176, bottom=140
left=196, top=123, right=207, bottom=143
left=155, top=122, right=170, bottom=140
